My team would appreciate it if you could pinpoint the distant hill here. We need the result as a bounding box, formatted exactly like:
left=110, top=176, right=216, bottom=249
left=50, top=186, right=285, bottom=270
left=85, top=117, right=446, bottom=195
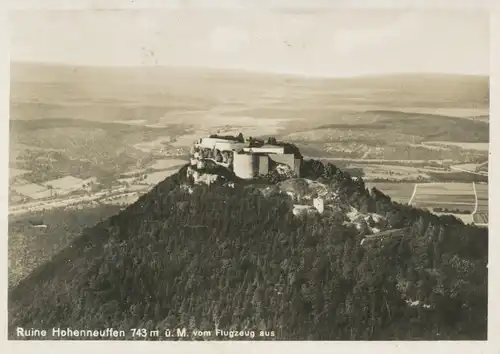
left=309, top=110, right=489, bottom=143
left=10, top=62, right=489, bottom=123
left=8, top=159, right=487, bottom=340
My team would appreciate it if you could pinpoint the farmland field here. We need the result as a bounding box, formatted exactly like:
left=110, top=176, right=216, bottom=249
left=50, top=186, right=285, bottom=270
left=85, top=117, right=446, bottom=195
left=474, top=182, right=488, bottom=223
left=365, top=182, right=415, bottom=204
left=423, top=141, right=489, bottom=151
left=42, top=176, right=85, bottom=190
left=475, top=183, right=488, bottom=212
left=11, top=183, right=52, bottom=200
left=411, top=182, right=475, bottom=213
left=473, top=213, right=488, bottom=224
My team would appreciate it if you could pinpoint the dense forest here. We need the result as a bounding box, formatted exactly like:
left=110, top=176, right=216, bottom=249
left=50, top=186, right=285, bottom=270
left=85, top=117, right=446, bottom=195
left=8, top=159, right=487, bottom=340
left=9, top=204, right=123, bottom=288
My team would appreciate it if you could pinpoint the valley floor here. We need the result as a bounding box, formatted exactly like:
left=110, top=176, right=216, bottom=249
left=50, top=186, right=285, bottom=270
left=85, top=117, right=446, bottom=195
left=366, top=181, right=488, bottom=226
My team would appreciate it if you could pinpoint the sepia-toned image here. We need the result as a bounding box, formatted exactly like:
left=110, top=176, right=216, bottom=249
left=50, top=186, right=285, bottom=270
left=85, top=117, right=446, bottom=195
left=7, top=7, right=489, bottom=341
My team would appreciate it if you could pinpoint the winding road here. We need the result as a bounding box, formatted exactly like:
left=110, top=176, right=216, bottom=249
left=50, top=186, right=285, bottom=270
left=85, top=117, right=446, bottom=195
left=408, top=184, right=418, bottom=205
left=449, top=165, right=488, bottom=176
left=8, top=186, right=130, bottom=217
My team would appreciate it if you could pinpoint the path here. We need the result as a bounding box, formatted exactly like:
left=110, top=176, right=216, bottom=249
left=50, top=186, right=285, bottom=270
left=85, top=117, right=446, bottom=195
left=449, top=165, right=488, bottom=177
left=408, top=183, right=418, bottom=205
left=360, top=228, right=409, bottom=245
left=361, top=147, right=373, bottom=160
left=471, top=181, right=478, bottom=216
left=9, top=186, right=129, bottom=216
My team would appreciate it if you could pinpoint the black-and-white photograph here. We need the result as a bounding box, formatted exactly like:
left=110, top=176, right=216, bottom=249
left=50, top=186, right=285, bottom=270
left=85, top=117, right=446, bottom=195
left=7, top=7, right=489, bottom=341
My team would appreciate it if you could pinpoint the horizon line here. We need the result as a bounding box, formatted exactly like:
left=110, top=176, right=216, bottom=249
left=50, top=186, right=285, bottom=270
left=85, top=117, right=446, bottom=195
left=10, top=60, right=490, bottom=80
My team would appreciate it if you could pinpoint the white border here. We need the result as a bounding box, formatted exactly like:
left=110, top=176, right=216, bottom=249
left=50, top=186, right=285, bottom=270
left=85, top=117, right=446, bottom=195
left=3, top=0, right=498, bottom=10
left=1, top=1, right=498, bottom=353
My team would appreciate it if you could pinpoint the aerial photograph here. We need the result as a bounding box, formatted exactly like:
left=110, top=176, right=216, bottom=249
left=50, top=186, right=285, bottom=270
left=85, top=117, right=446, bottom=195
left=8, top=8, right=489, bottom=340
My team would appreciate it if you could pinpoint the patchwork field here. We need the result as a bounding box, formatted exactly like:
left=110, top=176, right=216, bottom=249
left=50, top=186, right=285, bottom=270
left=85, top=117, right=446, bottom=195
left=365, top=182, right=415, bottom=204
left=11, top=183, right=52, bottom=200
left=411, top=182, right=475, bottom=214
left=423, top=141, right=489, bottom=151
left=474, top=182, right=488, bottom=224
left=475, top=183, right=488, bottom=212
left=42, top=176, right=89, bottom=194
left=367, top=181, right=488, bottom=225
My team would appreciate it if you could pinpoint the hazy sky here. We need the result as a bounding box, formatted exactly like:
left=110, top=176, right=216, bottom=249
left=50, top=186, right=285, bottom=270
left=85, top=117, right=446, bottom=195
left=9, top=9, right=489, bottom=77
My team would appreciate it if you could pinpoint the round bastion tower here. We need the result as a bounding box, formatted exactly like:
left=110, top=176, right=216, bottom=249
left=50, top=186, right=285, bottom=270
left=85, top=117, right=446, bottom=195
left=233, top=153, right=259, bottom=179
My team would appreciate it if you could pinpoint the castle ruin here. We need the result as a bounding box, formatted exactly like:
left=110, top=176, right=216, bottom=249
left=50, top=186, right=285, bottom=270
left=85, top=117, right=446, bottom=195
left=188, top=134, right=302, bottom=180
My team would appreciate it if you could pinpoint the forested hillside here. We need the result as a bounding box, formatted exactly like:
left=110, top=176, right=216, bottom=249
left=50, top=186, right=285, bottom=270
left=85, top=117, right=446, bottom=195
left=8, top=161, right=488, bottom=340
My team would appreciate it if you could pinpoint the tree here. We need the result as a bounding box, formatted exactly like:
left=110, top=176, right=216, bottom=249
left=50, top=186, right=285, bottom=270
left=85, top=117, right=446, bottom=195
left=267, top=137, right=278, bottom=145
